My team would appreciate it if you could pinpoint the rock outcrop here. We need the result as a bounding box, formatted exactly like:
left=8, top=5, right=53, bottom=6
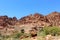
left=0, top=12, right=60, bottom=35
left=1, top=12, right=60, bottom=29
left=46, top=12, right=60, bottom=26
left=18, top=12, right=60, bottom=27
left=0, top=16, right=17, bottom=28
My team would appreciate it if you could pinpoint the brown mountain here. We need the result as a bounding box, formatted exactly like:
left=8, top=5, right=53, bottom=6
left=18, top=13, right=49, bottom=27
left=18, top=12, right=60, bottom=27
left=0, top=15, right=17, bottom=29
left=0, top=12, right=60, bottom=35
left=0, top=12, right=60, bottom=29
left=46, top=12, right=60, bottom=26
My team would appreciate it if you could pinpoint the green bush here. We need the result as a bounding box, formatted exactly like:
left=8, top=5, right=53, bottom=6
left=13, top=32, right=23, bottom=38
left=21, top=29, right=25, bottom=33
left=43, top=26, right=60, bottom=36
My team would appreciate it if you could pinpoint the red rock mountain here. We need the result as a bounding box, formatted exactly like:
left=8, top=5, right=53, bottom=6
left=0, top=15, right=17, bottom=29
left=46, top=12, right=60, bottom=26
left=0, top=12, right=60, bottom=29
left=18, top=12, right=60, bottom=27
left=0, top=12, right=60, bottom=35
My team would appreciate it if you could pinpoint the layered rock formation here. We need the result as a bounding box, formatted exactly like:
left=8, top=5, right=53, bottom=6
left=0, top=12, right=60, bottom=30
left=18, top=12, right=60, bottom=27
left=0, top=15, right=17, bottom=28
left=0, top=12, right=60, bottom=35
left=46, top=12, right=60, bottom=26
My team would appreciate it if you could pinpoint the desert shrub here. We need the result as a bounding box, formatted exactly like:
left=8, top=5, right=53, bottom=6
left=13, top=32, right=23, bottom=38
left=43, top=26, right=60, bottom=36
left=21, top=29, right=25, bottom=33
left=37, top=27, right=46, bottom=36
left=37, top=31, right=46, bottom=37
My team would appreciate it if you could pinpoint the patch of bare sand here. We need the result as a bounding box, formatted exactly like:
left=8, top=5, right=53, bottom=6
left=20, top=37, right=37, bottom=40
left=30, top=37, right=37, bottom=40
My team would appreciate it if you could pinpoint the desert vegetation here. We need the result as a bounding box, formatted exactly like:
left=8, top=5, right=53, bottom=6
left=0, top=26, right=60, bottom=40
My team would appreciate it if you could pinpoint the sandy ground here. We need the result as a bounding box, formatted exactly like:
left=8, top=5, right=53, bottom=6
left=20, top=36, right=60, bottom=40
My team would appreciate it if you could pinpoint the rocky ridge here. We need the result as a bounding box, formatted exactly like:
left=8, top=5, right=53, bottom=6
left=18, top=12, right=60, bottom=27
left=0, top=12, right=60, bottom=29
left=0, top=12, right=60, bottom=35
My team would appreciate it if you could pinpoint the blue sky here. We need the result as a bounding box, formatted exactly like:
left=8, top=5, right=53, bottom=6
left=0, top=0, right=60, bottom=19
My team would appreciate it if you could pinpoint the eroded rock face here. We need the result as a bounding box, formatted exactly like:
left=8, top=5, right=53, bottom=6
left=0, top=15, right=18, bottom=29
left=18, top=13, right=50, bottom=27
left=18, top=12, right=60, bottom=27
left=46, top=12, right=60, bottom=26
left=1, top=12, right=60, bottom=29
left=0, top=12, right=60, bottom=35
